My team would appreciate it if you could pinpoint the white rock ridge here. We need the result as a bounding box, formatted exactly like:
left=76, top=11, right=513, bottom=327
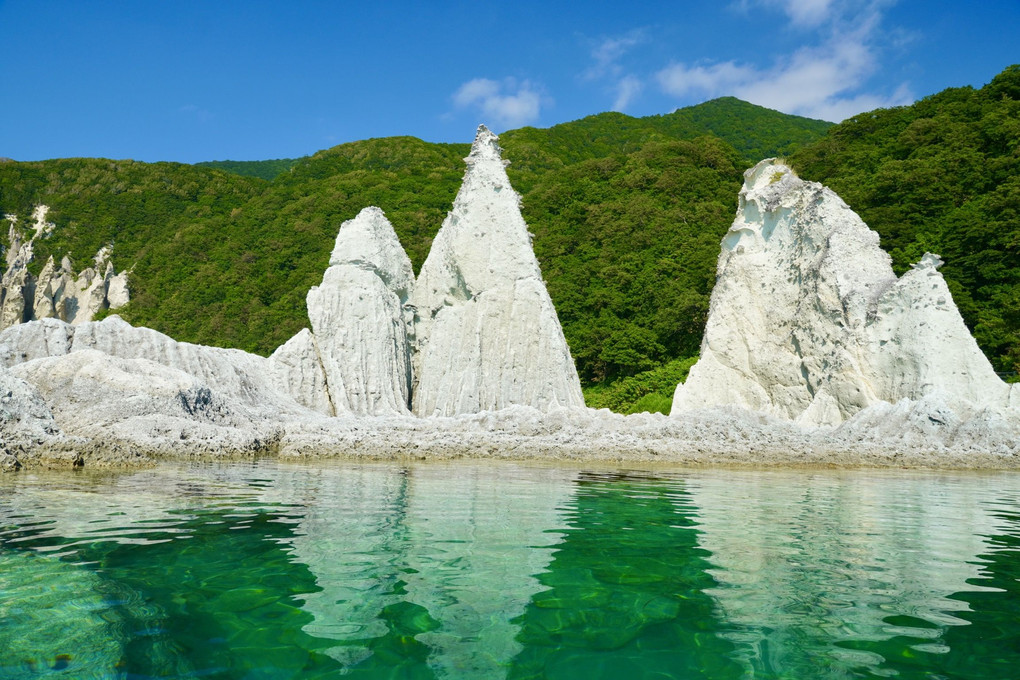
left=409, top=125, right=585, bottom=416
left=306, top=206, right=415, bottom=416
left=0, top=315, right=320, bottom=426
left=672, top=160, right=1012, bottom=426
left=0, top=206, right=130, bottom=331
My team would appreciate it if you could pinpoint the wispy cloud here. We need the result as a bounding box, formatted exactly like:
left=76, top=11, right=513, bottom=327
left=451, top=77, right=543, bottom=128
left=584, top=30, right=645, bottom=112
left=178, top=104, right=213, bottom=122
left=613, top=75, right=643, bottom=111
left=730, top=0, right=836, bottom=27
left=661, top=1, right=911, bottom=121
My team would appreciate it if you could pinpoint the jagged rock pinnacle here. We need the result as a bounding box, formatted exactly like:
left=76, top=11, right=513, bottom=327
left=409, top=127, right=584, bottom=416
left=466, top=124, right=506, bottom=166
left=671, top=159, right=1011, bottom=426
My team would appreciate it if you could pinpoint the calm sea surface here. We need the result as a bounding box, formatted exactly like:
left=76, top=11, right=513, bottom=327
left=1, top=461, right=1018, bottom=679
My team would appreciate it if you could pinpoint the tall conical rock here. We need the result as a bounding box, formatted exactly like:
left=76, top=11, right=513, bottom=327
left=306, top=206, right=414, bottom=416
left=409, top=125, right=584, bottom=416
left=672, top=160, right=1012, bottom=426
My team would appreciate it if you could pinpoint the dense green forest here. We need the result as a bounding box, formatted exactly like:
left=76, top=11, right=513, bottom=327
left=1, top=71, right=1017, bottom=413
left=195, top=158, right=302, bottom=181
left=791, top=64, right=1020, bottom=374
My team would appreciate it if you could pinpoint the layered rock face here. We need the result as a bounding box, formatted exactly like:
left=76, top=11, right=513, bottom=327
left=409, top=125, right=584, bottom=416
left=305, top=207, right=415, bottom=416
left=1, top=206, right=129, bottom=331
left=268, top=328, right=333, bottom=416
left=0, top=315, right=319, bottom=433
left=672, top=160, right=1012, bottom=426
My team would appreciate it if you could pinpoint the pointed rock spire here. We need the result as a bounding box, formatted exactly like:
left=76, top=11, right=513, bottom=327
left=306, top=207, right=414, bottom=416
left=409, top=125, right=584, bottom=416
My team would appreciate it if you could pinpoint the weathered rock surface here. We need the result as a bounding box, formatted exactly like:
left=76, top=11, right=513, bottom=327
left=10, top=349, right=288, bottom=456
left=306, top=207, right=414, bottom=416
left=0, top=206, right=130, bottom=331
left=0, top=365, right=62, bottom=468
left=0, top=316, right=326, bottom=451
left=409, top=125, right=584, bottom=416
left=268, top=328, right=334, bottom=416
left=672, top=160, right=1013, bottom=426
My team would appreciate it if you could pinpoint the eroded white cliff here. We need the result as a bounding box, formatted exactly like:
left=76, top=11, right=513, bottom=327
left=0, top=315, right=325, bottom=455
left=672, top=160, right=1012, bottom=426
left=0, top=207, right=130, bottom=331
left=306, top=206, right=414, bottom=416
left=409, top=125, right=584, bottom=416
left=268, top=328, right=334, bottom=417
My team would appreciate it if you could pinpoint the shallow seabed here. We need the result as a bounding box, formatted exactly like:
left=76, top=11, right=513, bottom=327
left=1, top=460, right=1018, bottom=679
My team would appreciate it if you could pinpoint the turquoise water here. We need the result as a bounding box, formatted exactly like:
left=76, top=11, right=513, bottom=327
left=1, top=462, right=1019, bottom=679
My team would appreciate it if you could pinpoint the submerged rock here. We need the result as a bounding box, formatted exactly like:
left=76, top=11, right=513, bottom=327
left=306, top=207, right=414, bottom=416
left=409, top=125, right=584, bottom=416
left=672, top=160, right=1012, bottom=426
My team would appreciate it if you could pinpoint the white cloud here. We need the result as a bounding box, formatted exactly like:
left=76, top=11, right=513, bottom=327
left=451, top=77, right=543, bottom=128
left=613, top=75, right=643, bottom=111
left=780, top=0, right=835, bottom=27
left=730, top=0, right=835, bottom=27
left=584, top=30, right=646, bottom=112
left=586, top=31, right=645, bottom=80
left=657, top=2, right=912, bottom=121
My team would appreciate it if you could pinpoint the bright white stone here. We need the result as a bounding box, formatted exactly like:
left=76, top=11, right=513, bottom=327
left=672, top=160, right=1011, bottom=426
left=306, top=207, right=414, bottom=415
left=409, top=125, right=584, bottom=416
left=269, top=328, right=334, bottom=416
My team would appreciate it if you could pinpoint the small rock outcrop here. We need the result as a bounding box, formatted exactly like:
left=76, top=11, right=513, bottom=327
left=0, top=207, right=130, bottom=331
left=672, top=160, right=1012, bottom=426
left=0, top=364, right=62, bottom=469
left=268, top=328, right=334, bottom=416
left=409, top=125, right=584, bottom=416
left=305, top=206, right=415, bottom=416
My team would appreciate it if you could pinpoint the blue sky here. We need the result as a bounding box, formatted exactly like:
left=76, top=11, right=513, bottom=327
left=1, top=0, right=1016, bottom=163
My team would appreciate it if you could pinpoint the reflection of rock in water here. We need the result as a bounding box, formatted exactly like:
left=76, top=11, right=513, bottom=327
left=281, top=463, right=577, bottom=677
left=939, top=495, right=1020, bottom=677
left=685, top=471, right=1006, bottom=678
left=402, top=465, right=576, bottom=678
left=278, top=464, right=413, bottom=668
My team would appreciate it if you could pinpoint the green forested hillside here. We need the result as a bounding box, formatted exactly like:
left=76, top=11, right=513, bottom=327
left=195, top=158, right=302, bottom=180
left=1, top=98, right=816, bottom=370
left=791, top=64, right=1020, bottom=373
left=1, top=74, right=1016, bottom=414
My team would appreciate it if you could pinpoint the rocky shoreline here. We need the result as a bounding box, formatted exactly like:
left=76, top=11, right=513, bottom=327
left=2, top=129, right=1018, bottom=473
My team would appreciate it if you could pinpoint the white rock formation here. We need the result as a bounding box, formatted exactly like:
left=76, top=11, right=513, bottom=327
left=306, top=207, right=415, bottom=416
left=0, top=316, right=327, bottom=455
left=409, top=125, right=584, bottom=416
left=268, top=328, right=334, bottom=416
left=0, top=207, right=130, bottom=331
left=672, top=160, right=1012, bottom=426
left=0, top=364, right=61, bottom=463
